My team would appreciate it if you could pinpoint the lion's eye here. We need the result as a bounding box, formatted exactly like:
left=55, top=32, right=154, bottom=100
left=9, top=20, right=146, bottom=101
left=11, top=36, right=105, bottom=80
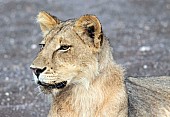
left=39, top=44, right=45, bottom=51
left=58, top=45, right=71, bottom=51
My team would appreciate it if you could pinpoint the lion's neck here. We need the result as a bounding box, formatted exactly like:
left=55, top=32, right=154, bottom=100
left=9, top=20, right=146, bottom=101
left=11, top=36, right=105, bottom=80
left=98, top=38, right=115, bottom=71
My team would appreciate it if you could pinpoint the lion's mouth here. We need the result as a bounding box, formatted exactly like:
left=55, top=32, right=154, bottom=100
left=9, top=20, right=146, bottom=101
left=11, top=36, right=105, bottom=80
left=37, top=81, right=67, bottom=89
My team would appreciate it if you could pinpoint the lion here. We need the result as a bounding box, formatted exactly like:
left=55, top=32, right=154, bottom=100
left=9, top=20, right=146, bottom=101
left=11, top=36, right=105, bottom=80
left=30, top=11, right=128, bottom=117
left=30, top=11, right=170, bottom=117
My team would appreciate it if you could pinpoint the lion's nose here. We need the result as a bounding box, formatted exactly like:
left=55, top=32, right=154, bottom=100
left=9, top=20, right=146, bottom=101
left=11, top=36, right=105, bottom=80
left=30, top=67, right=46, bottom=78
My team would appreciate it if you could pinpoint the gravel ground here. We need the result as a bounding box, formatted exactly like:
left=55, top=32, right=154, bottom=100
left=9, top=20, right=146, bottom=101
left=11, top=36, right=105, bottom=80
left=0, top=0, right=170, bottom=116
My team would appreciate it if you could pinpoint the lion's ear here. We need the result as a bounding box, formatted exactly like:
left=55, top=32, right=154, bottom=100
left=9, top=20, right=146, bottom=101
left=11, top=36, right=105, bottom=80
left=75, top=14, right=103, bottom=49
left=37, top=11, right=60, bottom=35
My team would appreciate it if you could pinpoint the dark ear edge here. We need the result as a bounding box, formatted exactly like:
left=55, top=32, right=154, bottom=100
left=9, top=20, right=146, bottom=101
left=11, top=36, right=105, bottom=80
left=75, top=14, right=103, bottom=49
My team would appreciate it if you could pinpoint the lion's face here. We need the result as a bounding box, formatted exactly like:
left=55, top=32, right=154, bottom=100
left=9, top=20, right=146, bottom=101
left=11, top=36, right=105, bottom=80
left=30, top=11, right=103, bottom=94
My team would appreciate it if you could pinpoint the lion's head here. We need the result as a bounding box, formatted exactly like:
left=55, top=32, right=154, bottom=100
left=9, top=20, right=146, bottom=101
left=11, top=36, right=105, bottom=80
left=30, top=11, right=104, bottom=94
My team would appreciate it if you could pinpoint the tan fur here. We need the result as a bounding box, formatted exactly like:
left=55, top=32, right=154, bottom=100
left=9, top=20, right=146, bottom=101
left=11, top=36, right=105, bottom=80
left=127, top=76, right=170, bottom=117
left=30, top=11, right=128, bottom=117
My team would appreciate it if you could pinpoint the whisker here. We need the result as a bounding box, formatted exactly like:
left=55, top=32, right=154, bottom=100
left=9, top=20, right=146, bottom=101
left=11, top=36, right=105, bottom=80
left=61, top=81, right=67, bottom=86
left=34, top=86, right=40, bottom=91
left=33, top=86, right=43, bottom=97
left=37, top=92, right=43, bottom=97
left=44, top=94, right=52, bottom=103
left=33, top=86, right=51, bottom=106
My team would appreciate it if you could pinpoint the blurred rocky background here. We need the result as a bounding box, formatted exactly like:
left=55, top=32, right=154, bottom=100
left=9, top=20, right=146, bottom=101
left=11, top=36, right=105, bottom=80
left=0, top=0, right=170, bottom=116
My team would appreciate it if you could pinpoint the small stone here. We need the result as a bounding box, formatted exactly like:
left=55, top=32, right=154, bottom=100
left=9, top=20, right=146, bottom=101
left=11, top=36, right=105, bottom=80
left=144, top=25, right=150, bottom=30
left=10, top=38, right=15, bottom=45
left=139, top=46, right=151, bottom=52
left=5, top=92, right=9, bottom=96
left=3, top=67, right=8, bottom=71
left=161, top=21, right=168, bottom=28
left=31, top=44, right=37, bottom=49
left=143, top=65, right=148, bottom=69
left=7, top=98, right=10, bottom=101
left=166, top=4, right=170, bottom=9
left=4, top=54, right=9, bottom=59
left=1, top=101, right=4, bottom=105
left=22, top=96, right=25, bottom=99
left=5, top=77, right=9, bottom=81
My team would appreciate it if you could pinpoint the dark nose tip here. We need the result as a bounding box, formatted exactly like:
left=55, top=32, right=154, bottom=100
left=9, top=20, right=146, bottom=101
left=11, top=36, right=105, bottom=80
left=30, top=67, right=46, bottom=78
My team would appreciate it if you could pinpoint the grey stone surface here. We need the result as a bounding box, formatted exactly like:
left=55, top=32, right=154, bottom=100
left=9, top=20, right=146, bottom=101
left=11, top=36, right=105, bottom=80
left=0, top=0, right=170, bottom=116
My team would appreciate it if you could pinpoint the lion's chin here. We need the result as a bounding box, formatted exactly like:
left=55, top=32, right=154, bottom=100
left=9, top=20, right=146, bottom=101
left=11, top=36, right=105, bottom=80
left=39, top=86, right=52, bottom=94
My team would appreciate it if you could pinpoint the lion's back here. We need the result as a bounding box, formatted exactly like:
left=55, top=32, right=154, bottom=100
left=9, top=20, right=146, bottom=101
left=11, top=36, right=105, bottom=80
left=126, top=76, right=170, bottom=117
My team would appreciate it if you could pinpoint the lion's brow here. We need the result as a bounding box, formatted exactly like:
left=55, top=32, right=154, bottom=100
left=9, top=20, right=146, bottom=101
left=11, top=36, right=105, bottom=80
left=44, top=22, right=73, bottom=42
left=44, top=26, right=63, bottom=38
